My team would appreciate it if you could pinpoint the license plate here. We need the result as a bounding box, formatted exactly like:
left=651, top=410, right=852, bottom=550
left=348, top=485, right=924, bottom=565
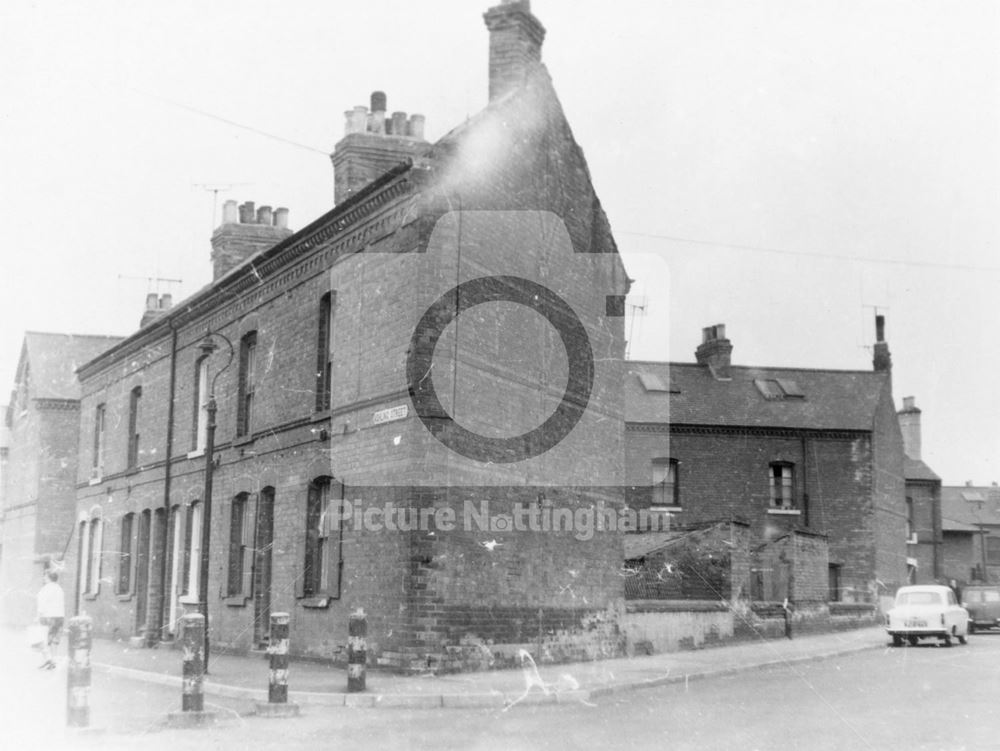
left=905, top=619, right=927, bottom=627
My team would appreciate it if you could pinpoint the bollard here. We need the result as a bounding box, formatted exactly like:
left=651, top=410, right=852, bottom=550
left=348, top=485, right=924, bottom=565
left=66, top=616, right=92, bottom=728
left=166, top=613, right=217, bottom=727
left=255, top=612, right=299, bottom=717
left=181, top=613, right=205, bottom=712
left=347, top=608, right=367, bottom=693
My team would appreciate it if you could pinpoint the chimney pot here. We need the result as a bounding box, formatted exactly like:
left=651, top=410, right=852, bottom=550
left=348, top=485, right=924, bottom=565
left=238, top=201, right=255, bottom=223
left=257, top=205, right=273, bottom=226
left=408, top=114, right=426, bottom=140
left=146, top=292, right=158, bottom=311
left=274, top=207, right=289, bottom=229
left=391, top=111, right=407, bottom=136
left=160, top=293, right=173, bottom=310
left=221, top=199, right=239, bottom=225
left=875, top=315, right=886, bottom=343
left=370, top=91, right=387, bottom=113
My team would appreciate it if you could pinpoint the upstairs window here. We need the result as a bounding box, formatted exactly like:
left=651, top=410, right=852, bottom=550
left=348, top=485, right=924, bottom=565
left=92, top=403, right=106, bottom=478
left=769, top=462, right=795, bottom=509
left=302, top=477, right=344, bottom=599
left=127, top=386, right=142, bottom=468
left=192, top=356, right=209, bottom=451
left=117, top=512, right=135, bottom=595
left=316, top=292, right=334, bottom=412
left=237, top=332, right=257, bottom=437
left=652, top=458, right=680, bottom=507
left=227, top=493, right=254, bottom=598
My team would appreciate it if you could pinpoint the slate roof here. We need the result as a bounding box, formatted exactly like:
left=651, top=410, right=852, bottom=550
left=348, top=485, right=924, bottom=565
left=904, top=457, right=941, bottom=482
left=941, top=485, right=1000, bottom=531
left=16, top=332, right=124, bottom=400
left=626, top=361, right=889, bottom=431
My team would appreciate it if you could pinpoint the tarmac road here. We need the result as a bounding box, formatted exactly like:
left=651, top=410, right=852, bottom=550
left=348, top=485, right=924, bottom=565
left=6, top=630, right=1000, bottom=750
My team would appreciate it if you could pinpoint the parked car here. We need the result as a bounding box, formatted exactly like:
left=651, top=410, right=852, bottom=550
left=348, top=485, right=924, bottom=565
left=886, top=584, right=969, bottom=647
left=962, top=585, right=1000, bottom=633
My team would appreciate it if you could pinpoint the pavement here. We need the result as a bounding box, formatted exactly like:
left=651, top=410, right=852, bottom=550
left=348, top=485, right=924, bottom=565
left=82, top=625, right=890, bottom=710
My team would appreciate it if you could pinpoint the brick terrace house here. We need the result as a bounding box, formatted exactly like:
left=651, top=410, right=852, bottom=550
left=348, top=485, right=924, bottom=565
left=625, top=319, right=908, bottom=609
left=940, top=483, right=1000, bottom=584
left=0, top=332, right=123, bottom=626
left=69, top=0, right=632, bottom=671
left=896, top=396, right=944, bottom=584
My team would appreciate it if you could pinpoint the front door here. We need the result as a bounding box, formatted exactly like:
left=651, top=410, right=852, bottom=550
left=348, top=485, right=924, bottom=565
left=253, top=488, right=275, bottom=647
left=134, top=510, right=151, bottom=636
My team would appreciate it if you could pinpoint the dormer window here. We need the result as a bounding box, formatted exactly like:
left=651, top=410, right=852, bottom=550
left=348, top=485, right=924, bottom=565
left=755, top=379, right=805, bottom=401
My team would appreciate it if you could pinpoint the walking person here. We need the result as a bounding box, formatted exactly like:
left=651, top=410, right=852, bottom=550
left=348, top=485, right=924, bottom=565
left=37, top=569, right=65, bottom=670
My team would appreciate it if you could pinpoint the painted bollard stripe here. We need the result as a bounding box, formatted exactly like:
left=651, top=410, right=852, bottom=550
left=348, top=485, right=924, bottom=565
left=347, top=609, right=367, bottom=693
left=67, top=616, right=92, bottom=728
left=267, top=613, right=291, bottom=704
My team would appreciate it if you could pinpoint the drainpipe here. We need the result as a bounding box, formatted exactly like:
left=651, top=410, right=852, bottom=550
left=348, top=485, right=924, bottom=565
left=156, top=322, right=179, bottom=641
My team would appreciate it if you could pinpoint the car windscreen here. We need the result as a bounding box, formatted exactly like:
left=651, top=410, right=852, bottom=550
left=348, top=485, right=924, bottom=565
left=896, top=591, right=942, bottom=606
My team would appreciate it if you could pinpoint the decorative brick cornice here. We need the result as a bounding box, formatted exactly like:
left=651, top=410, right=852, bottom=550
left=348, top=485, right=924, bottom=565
left=627, top=422, right=869, bottom=441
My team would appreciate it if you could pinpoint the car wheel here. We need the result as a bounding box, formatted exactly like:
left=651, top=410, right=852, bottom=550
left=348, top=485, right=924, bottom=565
left=958, top=633, right=967, bottom=645
left=892, top=635, right=903, bottom=647
left=908, top=636, right=919, bottom=647
left=969, top=622, right=976, bottom=634
left=941, top=633, right=952, bottom=647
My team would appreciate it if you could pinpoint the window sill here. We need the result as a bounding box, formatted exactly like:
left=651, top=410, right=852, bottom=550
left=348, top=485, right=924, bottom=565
left=178, top=595, right=200, bottom=606
left=88, top=476, right=103, bottom=486
left=233, top=433, right=254, bottom=448
left=116, top=593, right=133, bottom=602
left=125, top=466, right=140, bottom=477
left=300, top=596, right=334, bottom=609
left=767, top=508, right=801, bottom=515
left=83, top=592, right=100, bottom=601
left=649, top=506, right=682, bottom=513
left=223, top=595, right=250, bottom=608
left=310, top=410, right=332, bottom=424
left=187, top=449, right=205, bottom=459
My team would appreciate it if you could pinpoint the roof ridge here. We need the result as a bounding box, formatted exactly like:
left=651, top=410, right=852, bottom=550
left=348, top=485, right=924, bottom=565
left=628, top=359, right=883, bottom=376
left=25, top=331, right=126, bottom=340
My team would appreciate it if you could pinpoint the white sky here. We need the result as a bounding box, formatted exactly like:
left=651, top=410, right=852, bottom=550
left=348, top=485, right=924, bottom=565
left=1, top=0, right=997, bottom=485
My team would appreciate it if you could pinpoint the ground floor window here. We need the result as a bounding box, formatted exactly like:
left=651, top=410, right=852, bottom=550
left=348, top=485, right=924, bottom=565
left=302, top=477, right=344, bottom=598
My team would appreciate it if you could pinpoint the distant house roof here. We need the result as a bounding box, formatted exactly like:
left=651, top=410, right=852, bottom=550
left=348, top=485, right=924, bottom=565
left=904, top=457, right=941, bottom=483
left=626, top=362, right=889, bottom=431
left=16, top=332, right=124, bottom=401
left=941, top=485, right=1000, bottom=530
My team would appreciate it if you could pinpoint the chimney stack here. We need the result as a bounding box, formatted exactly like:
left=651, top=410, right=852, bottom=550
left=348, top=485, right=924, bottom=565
left=139, top=292, right=175, bottom=328
left=873, top=314, right=892, bottom=372
left=210, top=201, right=293, bottom=281
left=695, top=324, right=733, bottom=380
left=897, top=395, right=922, bottom=460
left=483, top=0, right=546, bottom=101
left=330, top=90, right=429, bottom=205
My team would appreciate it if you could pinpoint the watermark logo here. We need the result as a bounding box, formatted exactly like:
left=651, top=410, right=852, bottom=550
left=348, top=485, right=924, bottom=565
left=330, top=499, right=673, bottom=541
